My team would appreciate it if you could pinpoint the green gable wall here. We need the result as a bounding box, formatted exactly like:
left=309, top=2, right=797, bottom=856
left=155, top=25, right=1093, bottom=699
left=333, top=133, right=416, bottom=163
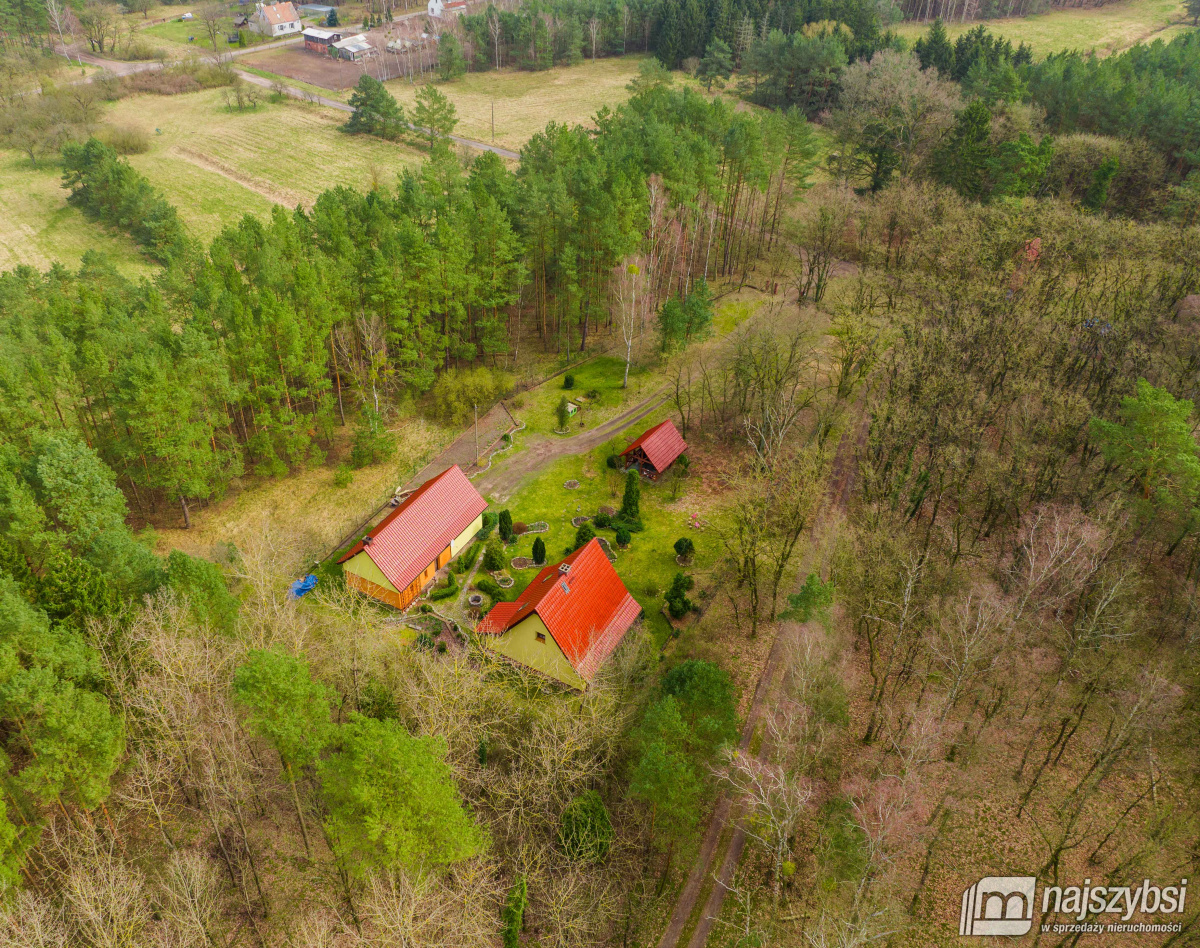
left=342, top=551, right=401, bottom=594
left=485, top=613, right=586, bottom=691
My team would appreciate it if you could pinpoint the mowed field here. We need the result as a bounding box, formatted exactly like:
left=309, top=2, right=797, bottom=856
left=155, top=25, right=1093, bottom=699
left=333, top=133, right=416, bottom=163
left=381, top=57, right=647, bottom=153
left=104, top=88, right=426, bottom=241
left=893, top=0, right=1190, bottom=55
left=0, top=150, right=158, bottom=277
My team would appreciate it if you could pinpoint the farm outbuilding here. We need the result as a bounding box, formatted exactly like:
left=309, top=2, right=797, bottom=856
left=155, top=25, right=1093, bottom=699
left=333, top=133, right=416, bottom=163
left=302, top=26, right=341, bottom=51
left=427, top=0, right=467, bottom=15
left=620, top=419, right=687, bottom=479
left=338, top=465, right=487, bottom=610
left=477, top=538, right=642, bottom=690
left=331, top=33, right=374, bottom=60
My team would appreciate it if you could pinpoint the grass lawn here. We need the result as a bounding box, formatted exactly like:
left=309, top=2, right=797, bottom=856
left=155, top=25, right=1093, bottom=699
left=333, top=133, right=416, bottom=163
left=142, top=9, right=275, bottom=54
left=512, top=355, right=657, bottom=440
left=0, top=150, right=159, bottom=277
left=104, top=88, right=424, bottom=242
left=481, top=415, right=711, bottom=647
left=380, top=57, right=648, bottom=153
left=893, top=0, right=1190, bottom=56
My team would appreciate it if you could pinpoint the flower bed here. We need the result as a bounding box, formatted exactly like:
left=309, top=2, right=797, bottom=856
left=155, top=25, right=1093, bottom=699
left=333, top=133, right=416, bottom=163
left=510, top=556, right=536, bottom=570
left=598, top=505, right=616, bottom=518
left=595, top=537, right=618, bottom=562
left=524, top=521, right=550, bottom=533
left=496, top=575, right=515, bottom=589
left=571, top=515, right=591, bottom=527
left=564, top=479, right=580, bottom=489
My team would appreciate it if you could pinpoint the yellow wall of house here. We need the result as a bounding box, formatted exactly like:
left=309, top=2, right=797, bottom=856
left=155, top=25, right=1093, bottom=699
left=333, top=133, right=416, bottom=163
left=451, top=514, right=484, bottom=557
left=343, top=551, right=400, bottom=593
left=486, top=613, right=586, bottom=691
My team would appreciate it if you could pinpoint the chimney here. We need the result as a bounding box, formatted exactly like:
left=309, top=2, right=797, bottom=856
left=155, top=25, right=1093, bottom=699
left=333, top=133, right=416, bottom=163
left=558, top=563, right=570, bottom=574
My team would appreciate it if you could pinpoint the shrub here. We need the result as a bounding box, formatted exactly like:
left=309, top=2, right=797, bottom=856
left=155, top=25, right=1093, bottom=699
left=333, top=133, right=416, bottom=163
left=430, top=572, right=458, bottom=601
left=498, top=509, right=513, bottom=542
left=593, top=512, right=611, bottom=528
left=509, top=394, right=525, bottom=410
left=428, top=366, right=514, bottom=426
left=476, top=511, right=497, bottom=540
left=101, top=125, right=150, bottom=155
left=436, top=640, right=447, bottom=653
left=502, top=876, right=527, bottom=948
left=781, top=573, right=835, bottom=622
left=614, top=526, right=631, bottom=548
left=555, top=396, right=570, bottom=430
left=483, top=538, right=505, bottom=572
left=586, top=389, right=601, bottom=399
left=333, top=465, right=354, bottom=488
left=349, top=409, right=394, bottom=468
left=563, top=373, right=575, bottom=389
left=666, top=572, right=695, bottom=618
left=674, top=537, right=695, bottom=558
left=532, top=537, right=546, bottom=564
left=415, top=631, right=435, bottom=649
left=511, top=521, right=528, bottom=535
left=477, top=576, right=505, bottom=599
left=620, top=470, right=640, bottom=521
left=455, top=543, right=480, bottom=574
left=606, top=453, right=620, bottom=469
left=559, top=790, right=615, bottom=862
left=573, top=523, right=595, bottom=551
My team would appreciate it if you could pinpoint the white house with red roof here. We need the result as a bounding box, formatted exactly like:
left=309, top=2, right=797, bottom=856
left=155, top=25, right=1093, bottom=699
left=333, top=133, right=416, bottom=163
left=620, top=418, right=688, bottom=479
left=477, top=538, right=642, bottom=690
left=249, top=1, right=302, bottom=36
left=337, top=466, right=487, bottom=610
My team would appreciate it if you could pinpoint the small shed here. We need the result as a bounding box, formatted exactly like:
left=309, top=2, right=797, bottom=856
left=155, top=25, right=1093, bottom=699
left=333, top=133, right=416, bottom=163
left=332, top=33, right=374, bottom=60
left=620, top=419, right=687, bottom=479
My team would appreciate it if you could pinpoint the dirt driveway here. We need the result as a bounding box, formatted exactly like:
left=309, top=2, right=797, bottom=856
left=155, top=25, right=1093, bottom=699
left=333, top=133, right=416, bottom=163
left=474, top=391, right=668, bottom=503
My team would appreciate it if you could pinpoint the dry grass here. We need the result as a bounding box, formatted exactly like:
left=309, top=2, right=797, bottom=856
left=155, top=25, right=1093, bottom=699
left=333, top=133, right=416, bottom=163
left=156, top=417, right=457, bottom=561
left=381, top=57, right=647, bottom=153
left=893, top=0, right=1189, bottom=56
left=104, top=88, right=425, bottom=241
left=0, top=149, right=158, bottom=276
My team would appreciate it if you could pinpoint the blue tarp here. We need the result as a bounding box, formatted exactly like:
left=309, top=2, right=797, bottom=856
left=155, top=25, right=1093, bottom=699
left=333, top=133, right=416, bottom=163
left=289, top=574, right=318, bottom=599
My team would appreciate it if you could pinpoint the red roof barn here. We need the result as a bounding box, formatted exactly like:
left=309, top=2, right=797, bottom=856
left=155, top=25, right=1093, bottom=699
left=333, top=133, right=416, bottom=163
left=338, top=466, right=487, bottom=610
left=619, top=419, right=687, bottom=479
left=478, top=538, right=642, bottom=689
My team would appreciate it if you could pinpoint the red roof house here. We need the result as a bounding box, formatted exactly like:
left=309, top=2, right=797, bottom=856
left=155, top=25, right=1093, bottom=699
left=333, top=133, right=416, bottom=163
left=478, top=538, right=642, bottom=689
left=619, top=419, right=687, bottom=479
left=338, top=465, right=487, bottom=610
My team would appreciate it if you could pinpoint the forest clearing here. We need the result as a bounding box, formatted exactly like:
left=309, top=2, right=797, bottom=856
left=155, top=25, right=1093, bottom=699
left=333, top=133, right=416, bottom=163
left=1, top=0, right=1199, bottom=944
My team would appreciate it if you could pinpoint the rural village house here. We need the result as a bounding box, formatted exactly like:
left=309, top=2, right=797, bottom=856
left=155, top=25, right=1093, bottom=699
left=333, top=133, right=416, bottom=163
left=477, top=538, right=643, bottom=690
left=338, top=465, right=487, bottom=610
left=620, top=418, right=687, bottom=479
left=427, top=0, right=468, bottom=16
left=249, top=0, right=302, bottom=35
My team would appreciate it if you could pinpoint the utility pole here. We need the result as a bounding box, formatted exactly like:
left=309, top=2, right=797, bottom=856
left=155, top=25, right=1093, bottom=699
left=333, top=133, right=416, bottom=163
left=491, top=101, right=495, bottom=142
left=474, top=403, right=479, bottom=463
